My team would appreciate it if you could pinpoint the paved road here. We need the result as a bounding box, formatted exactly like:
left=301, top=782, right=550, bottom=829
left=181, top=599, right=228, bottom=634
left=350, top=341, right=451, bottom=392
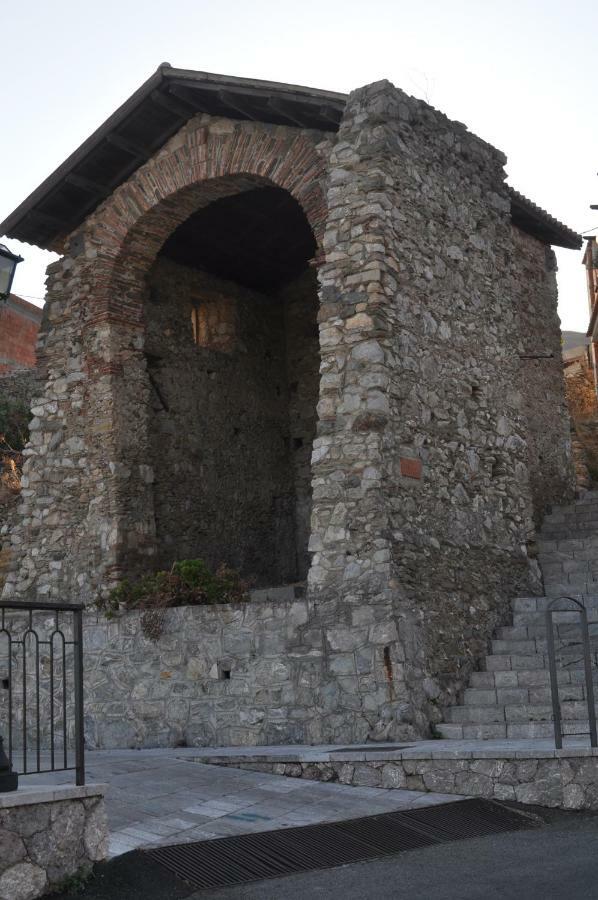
left=51, top=805, right=598, bottom=900
left=193, top=828, right=598, bottom=900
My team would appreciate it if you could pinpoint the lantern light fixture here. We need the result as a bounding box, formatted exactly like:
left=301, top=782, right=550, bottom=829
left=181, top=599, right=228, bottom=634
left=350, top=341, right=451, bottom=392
left=0, top=243, right=23, bottom=301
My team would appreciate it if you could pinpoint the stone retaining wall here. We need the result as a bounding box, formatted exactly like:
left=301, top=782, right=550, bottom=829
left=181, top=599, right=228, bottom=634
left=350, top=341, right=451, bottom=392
left=0, top=784, right=108, bottom=900
left=83, top=599, right=417, bottom=748
left=207, top=753, right=598, bottom=810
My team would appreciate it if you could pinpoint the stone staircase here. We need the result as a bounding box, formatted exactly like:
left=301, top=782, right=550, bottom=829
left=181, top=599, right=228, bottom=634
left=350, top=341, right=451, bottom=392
left=438, top=490, right=598, bottom=740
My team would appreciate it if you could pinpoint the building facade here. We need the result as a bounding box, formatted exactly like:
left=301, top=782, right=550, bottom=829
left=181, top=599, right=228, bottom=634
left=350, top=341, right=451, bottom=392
left=0, top=67, right=581, bottom=747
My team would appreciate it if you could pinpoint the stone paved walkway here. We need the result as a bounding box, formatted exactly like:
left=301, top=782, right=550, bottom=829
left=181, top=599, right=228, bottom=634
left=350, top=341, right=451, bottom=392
left=20, top=748, right=462, bottom=858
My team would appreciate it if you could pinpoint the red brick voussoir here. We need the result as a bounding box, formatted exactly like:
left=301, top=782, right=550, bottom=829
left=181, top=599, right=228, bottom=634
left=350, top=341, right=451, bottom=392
left=69, top=118, right=329, bottom=331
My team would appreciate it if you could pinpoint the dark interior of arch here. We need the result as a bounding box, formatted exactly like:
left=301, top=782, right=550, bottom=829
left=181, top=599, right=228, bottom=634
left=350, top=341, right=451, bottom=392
left=144, top=185, right=320, bottom=587
left=160, top=186, right=318, bottom=291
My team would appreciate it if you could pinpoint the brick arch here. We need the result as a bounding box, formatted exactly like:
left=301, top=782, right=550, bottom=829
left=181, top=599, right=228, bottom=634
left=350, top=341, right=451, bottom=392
left=87, top=121, right=328, bottom=327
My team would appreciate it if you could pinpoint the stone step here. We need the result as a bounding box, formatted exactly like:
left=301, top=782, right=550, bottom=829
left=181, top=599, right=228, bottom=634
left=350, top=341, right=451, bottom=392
left=541, top=503, right=598, bottom=534
left=445, top=701, right=598, bottom=725
left=539, top=514, right=598, bottom=543
left=435, top=492, right=598, bottom=742
left=463, top=683, right=591, bottom=707
left=540, top=561, right=598, bottom=578
left=482, top=650, right=598, bottom=672
left=512, top=596, right=598, bottom=613
left=539, top=551, right=598, bottom=565
left=496, top=623, right=598, bottom=640
left=513, top=610, right=598, bottom=628
left=469, top=668, right=598, bottom=690
left=538, top=538, right=598, bottom=552
left=491, top=637, right=598, bottom=656
left=541, top=582, right=598, bottom=595
left=435, top=721, right=591, bottom=740
left=469, top=669, right=578, bottom=689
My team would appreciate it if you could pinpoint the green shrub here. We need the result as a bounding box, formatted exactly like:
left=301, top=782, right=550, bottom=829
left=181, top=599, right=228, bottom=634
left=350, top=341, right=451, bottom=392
left=97, top=559, right=252, bottom=620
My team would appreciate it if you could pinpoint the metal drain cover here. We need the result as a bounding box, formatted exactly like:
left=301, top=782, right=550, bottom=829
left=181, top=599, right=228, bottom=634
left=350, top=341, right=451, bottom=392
left=145, top=798, right=535, bottom=890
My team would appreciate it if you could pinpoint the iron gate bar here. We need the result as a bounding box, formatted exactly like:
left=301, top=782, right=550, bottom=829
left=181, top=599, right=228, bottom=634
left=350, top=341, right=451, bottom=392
left=146, top=798, right=536, bottom=891
left=545, top=596, right=598, bottom=749
left=0, top=601, right=86, bottom=787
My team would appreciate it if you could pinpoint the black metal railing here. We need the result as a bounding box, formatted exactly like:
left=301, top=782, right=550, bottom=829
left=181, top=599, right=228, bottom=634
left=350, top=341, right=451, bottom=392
left=545, top=596, right=598, bottom=749
left=0, top=601, right=85, bottom=786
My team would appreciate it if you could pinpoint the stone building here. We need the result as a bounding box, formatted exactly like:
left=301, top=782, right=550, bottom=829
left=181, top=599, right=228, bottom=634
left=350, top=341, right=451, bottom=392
left=0, top=66, right=582, bottom=747
left=563, top=331, right=598, bottom=488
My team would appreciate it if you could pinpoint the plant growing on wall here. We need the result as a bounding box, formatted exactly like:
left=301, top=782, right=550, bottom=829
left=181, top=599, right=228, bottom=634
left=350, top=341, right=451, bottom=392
left=0, top=398, right=30, bottom=501
left=0, top=398, right=30, bottom=452
left=96, top=559, right=252, bottom=640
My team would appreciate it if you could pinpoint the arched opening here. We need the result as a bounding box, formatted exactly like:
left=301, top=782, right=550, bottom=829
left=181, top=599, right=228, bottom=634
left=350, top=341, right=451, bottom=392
left=143, top=184, right=320, bottom=587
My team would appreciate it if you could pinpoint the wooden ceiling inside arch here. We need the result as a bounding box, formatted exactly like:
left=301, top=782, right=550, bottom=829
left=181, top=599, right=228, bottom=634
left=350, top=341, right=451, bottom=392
left=159, top=186, right=317, bottom=292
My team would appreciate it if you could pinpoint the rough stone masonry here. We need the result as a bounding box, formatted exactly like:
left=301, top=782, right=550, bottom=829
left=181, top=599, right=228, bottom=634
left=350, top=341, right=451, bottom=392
left=0, top=67, right=580, bottom=747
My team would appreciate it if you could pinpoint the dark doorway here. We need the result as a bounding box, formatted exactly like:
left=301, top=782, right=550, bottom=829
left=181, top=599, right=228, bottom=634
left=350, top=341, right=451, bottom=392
left=144, top=185, right=320, bottom=587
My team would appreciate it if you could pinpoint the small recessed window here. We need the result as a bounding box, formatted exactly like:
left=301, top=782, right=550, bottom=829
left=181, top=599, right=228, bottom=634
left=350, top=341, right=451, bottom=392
left=191, top=298, right=235, bottom=352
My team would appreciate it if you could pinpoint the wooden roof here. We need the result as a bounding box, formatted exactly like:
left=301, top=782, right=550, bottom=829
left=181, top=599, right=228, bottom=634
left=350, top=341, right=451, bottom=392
left=0, top=65, right=581, bottom=253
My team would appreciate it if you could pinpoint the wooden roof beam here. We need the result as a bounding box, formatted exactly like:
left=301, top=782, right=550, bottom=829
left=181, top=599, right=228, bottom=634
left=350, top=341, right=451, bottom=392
left=105, top=133, right=150, bottom=159
left=65, top=173, right=112, bottom=199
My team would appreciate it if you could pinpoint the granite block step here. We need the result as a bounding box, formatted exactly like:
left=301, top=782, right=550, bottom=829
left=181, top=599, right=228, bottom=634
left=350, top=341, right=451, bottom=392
left=445, top=701, right=598, bottom=725
left=496, top=623, right=598, bottom=640
left=438, top=492, right=598, bottom=740
left=491, top=637, right=598, bottom=655
left=482, top=650, right=598, bottom=672
left=469, top=668, right=598, bottom=689
left=463, top=684, right=589, bottom=706
left=435, top=721, right=592, bottom=740
left=470, top=669, right=572, bottom=689
left=513, top=595, right=598, bottom=610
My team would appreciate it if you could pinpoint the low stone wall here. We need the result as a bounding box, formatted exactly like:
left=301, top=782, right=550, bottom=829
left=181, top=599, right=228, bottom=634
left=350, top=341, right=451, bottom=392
left=83, top=597, right=417, bottom=749
left=0, top=783, right=108, bottom=900
left=201, top=746, right=598, bottom=811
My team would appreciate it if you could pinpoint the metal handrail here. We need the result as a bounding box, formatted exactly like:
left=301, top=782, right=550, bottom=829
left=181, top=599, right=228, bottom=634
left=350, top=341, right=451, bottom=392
left=0, top=602, right=85, bottom=788
left=545, top=596, right=597, bottom=749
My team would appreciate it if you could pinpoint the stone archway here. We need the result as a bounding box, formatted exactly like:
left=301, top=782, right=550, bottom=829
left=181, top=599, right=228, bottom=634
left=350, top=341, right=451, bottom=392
left=75, top=118, right=329, bottom=590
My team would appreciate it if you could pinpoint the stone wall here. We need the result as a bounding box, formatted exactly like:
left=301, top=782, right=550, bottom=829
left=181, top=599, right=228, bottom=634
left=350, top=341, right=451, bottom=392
left=0, top=785, right=108, bottom=900
left=0, top=369, right=41, bottom=410
left=82, top=600, right=419, bottom=748
left=512, top=227, right=575, bottom=522
left=310, top=79, right=552, bottom=724
left=144, top=258, right=318, bottom=584
left=215, top=754, right=598, bottom=810
left=565, top=354, right=598, bottom=485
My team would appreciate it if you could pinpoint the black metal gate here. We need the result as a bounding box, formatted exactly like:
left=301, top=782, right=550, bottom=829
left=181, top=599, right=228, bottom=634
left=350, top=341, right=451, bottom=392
left=0, top=601, right=85, bottom=786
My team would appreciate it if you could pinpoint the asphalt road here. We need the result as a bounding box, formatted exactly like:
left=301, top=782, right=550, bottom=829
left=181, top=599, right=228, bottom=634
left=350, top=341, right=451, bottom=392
left=50, top=805, right=598, bottom=900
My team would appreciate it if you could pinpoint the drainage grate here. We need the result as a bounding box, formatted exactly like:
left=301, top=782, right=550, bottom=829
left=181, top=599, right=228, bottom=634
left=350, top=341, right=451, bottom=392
left=145, top=798, right=535, bottom=890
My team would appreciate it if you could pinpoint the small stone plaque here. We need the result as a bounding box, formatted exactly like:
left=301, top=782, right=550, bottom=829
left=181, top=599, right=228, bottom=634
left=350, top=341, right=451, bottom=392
left=400, top=457, right=422, bottom=479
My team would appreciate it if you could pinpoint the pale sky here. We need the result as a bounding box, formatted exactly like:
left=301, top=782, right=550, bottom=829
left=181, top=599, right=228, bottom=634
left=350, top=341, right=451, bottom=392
left=1, top=0, right=596, bottom=332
